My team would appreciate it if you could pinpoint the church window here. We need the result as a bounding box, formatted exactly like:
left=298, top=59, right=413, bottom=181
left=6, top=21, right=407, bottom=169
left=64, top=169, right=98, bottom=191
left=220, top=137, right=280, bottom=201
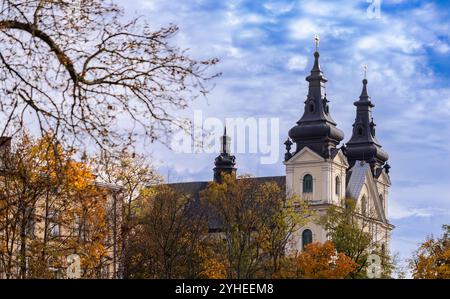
left=309, top=103, right=315, bottom=113
left=358, top=126, right=363, bottom=136
left=335, top=176, right=340, bottom=196
left=361, top=196, right=367, bottom=216
left=302, top=229, right=313, bottom=250
left=303, top=174, right=313, bottom=193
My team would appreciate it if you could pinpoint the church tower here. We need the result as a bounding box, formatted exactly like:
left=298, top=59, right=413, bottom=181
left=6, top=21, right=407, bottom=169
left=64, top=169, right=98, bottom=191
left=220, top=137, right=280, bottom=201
left=344, top=77, right=392, bottom=252
left=287, top=47, right=344, bottom=159
left=344, top=78, right=390, bottom=175
left=213, top=127, right=236, bottom=183
left=284, top=41, right=349, bottom=251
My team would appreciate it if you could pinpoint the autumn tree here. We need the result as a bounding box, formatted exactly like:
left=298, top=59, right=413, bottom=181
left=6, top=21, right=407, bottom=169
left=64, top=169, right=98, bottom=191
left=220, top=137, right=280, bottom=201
left=275, top=241, right=357, bottom=279
left=124, top=185, right=208, bottom=279
left=410, top=225, right=450, bottom=279
left=0, top=132, right=112, bottom=278
left=28, top=159, right=110, bottom=279
left=0, top=0, right=219, bottom=149
left=0, top=133, right=50, bottom=278
left=91, top=148, right=162, bottom=278
left=200, top=174, right=311, bottom=279
left=320, top=199, right=394, bottom=278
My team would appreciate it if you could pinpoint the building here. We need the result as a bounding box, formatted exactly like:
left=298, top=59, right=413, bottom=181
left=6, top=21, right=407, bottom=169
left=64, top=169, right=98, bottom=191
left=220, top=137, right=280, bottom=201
left=0, top=138, right=124, bottom=279
left=169, top=47, right=393, bottom=254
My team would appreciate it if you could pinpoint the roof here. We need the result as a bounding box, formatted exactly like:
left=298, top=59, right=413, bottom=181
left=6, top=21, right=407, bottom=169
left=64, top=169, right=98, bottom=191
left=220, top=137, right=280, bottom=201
left=166, top=176, right=286, bottom=231
left=346, top=161, right=370, bottom=200
left=167, top=176, right=285, bottom=197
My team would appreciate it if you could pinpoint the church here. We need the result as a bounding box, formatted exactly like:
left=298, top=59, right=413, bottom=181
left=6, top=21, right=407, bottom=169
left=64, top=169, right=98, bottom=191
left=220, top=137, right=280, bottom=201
left=169, top=45, right=393, bottom=254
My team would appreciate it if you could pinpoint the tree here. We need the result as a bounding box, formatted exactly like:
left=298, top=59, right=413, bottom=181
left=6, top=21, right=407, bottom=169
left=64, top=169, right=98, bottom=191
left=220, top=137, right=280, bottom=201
left=91, top=148, right=162, bottom=277
left=275, top=241, right=357, bottom=279
left=0, top=0, right=219, bottom=148
left=410, top=225, right=450, bottom=279
left=124, top=185, right=208, bottom=279
left=0, top=132, right=63, bottom=278
left=0, top=132, right=112, bottom=278
left=320, top=199, right=393, bottom=278
left=200, top=174, right=311, bottom=279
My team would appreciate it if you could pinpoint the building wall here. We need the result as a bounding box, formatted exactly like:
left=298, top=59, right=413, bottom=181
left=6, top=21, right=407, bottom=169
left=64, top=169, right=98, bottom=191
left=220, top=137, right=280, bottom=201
left=0, top=181, right=123, bottom=279
left=285, top=146, right=391, bottom=254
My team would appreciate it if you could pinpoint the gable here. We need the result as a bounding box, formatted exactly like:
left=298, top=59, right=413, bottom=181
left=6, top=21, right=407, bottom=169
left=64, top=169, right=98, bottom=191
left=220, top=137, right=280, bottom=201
left=332, top=149, right=349, bottom=168
left=285, top=146, right=324, bottom=165
left=346, top=161, right=387, bottom=223
left=377, top=169, right=391, bottom=186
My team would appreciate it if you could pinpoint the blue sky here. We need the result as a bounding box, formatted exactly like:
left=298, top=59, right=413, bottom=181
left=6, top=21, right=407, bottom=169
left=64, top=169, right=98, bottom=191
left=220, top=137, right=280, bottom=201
left=116, top=0, right=450, bottom=274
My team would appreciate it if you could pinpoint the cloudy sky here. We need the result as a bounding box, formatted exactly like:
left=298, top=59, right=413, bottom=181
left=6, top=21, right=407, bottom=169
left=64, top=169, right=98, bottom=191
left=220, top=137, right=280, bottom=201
left=116, top=0, right=450, bottom=274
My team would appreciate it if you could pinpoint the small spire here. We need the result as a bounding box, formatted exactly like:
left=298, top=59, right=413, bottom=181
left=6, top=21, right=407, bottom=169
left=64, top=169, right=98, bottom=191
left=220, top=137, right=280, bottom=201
left=359, top=77, right=370, bottom=101
left=284, top=138, right=293, bottom=151
left=284, top=138, right=293, bottom=161
left=214, top=125, right=236, bottom=183
left=221, top=125, right=231, bottom=154
left=310, top=34, right=323, bottom=75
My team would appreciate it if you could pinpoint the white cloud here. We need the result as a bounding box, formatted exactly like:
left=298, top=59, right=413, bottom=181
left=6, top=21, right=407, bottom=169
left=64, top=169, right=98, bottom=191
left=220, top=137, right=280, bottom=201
left=356, top=34, right=422, bottom=54
left=289, top=19, right=319, bottom=40
left=435, top=41, right=450, bottom=54
left=286, top=55, right=308, bottom=70
left=390, top=203, right=450, bottom=220
left=263, top=1, right=295, bottom=16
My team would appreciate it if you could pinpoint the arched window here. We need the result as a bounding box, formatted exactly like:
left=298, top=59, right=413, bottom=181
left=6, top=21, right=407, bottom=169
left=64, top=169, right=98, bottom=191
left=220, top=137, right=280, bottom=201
left=357, top=126, right=363, bottom=136
left=302, top=229, right=313, bottom=250
left=335, top=176, right=340, bottom=196
left=361, top=196, right=367, bottom=216
left=309, top=103, right=315, bottom=113
left=303, top=174, right=313, bottom=193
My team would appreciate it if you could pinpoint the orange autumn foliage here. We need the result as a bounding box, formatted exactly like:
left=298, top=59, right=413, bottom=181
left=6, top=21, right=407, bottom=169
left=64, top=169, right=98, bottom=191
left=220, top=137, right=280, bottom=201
left=411, top=225, right=450, bottom=279
left=286, top=241, right=357, bottom=279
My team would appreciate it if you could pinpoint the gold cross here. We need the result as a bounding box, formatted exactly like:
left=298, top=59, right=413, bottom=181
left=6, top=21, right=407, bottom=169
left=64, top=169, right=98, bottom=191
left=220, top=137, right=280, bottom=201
left=363, top=64, right=368, bottom=79
left=314, top=34, right=320, bottom=51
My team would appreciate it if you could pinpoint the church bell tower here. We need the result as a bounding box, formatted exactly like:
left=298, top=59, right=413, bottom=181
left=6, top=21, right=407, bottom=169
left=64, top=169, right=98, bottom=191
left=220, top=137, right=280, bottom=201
left=213, top=127, right=236, bottom=183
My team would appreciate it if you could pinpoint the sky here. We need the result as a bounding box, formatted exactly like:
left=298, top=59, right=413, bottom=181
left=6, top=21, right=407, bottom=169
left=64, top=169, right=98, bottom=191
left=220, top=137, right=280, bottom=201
left=116, top=0, right=450, bottom=275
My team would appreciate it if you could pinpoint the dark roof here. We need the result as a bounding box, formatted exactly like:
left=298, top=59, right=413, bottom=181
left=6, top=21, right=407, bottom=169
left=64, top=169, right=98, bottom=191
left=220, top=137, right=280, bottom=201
left=288, top=50, right=344, bottom=159
left=166, top=176, right=286, bottom=231
left=167, top=176, right=285, bottom=198
left=345, top=79, right=389, bottom=168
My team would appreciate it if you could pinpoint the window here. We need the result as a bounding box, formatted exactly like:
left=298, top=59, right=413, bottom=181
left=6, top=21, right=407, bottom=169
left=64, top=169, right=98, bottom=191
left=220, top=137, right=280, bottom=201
left=361, top=196, right=367, bottom=216
left=303, top=174, right=313, bottom=193
left=302, top=229, right=313, bottom=250
left=335, top=176, right=340, bottom=196
left=309, top=103, right=315, bottom=113
left=379, top=194, right=384, bottom=210
left=357, top=125, right=364, bottom=136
